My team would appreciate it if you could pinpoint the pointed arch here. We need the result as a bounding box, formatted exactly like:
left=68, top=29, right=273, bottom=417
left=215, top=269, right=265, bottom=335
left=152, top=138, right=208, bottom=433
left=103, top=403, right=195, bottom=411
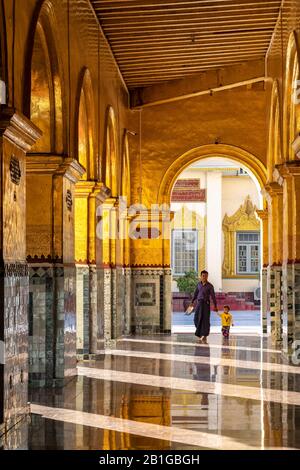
left=121, top=131, right=131, bottom=205
left=283, top=31, right=300, bottom=161
left=25, top=0, right=66, bottom=153
left=76, top=68, right=96, bottom=180
left=267, top=80, right=282, bottom=181
left=104, top=106, right=118, bottom=197
left=158, top=144, right=267, bottom=205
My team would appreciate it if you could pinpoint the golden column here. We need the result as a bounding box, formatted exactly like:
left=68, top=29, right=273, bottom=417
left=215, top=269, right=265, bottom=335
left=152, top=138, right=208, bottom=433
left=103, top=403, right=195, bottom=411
left=75, top=181, right=109, bottom=356
left=274, top=162, right=300, bottom=357
left=99, top=196, right=119, bottom=347
left=262, top=182, right=283, bottom=343
left=26, top=155, right=85, bottom=384
left=0, top=108, right=41, bottom=431
left=256, top=208, right=269, bottom=334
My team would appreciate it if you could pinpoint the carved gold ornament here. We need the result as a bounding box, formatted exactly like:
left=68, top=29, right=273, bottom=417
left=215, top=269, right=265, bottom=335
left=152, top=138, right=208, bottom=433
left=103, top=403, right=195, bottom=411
left=222, top=196, right=260, bottom=277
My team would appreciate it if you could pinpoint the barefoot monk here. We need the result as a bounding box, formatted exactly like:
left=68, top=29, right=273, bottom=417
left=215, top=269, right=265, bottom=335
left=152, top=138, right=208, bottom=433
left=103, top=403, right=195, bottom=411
left=191, top=270, right=218, bottom=342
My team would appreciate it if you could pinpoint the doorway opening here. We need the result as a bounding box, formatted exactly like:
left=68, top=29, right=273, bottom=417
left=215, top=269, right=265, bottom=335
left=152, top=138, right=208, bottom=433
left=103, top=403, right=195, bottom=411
left=170, top=156, right=263, bottom=334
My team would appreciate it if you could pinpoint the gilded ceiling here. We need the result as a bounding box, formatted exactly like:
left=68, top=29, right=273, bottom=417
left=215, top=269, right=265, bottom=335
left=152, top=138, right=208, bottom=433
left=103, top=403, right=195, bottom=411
left=91, top=0, right=282, bottom=88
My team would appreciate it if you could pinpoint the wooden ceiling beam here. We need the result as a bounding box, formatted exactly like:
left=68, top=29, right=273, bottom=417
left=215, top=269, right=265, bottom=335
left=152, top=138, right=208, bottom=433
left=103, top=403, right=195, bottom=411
left=97, top=5, right=279, bottom=19
left=90, top=0, right=281, bottom=88
left=103, top=20, right=278, bottom=33
left=106, top=26, right=276, bottom=38
left=129, top=58, right=266, bottom=107
left=122, top=56, right=264, bottom=75
left=92, top=0, right=280, bottom=11
left=115, top=46, right=269, bottom=57
left=110, top=33, right=272, bottom=46
left=113, top=36, right=270, bottom=47
left=110, top=34, right=272, bottom=46
left=119, top=54, right=266, bottom=68
left=116, top=47, right=267, bottom=61
left=101, top=12, right=278, bottom=27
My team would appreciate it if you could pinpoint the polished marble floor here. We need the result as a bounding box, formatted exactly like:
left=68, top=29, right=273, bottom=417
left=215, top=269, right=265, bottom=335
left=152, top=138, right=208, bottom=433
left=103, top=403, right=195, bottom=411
left=2, top=333, right=300, bottom=450
left=173, top=311, right=261, bottom=334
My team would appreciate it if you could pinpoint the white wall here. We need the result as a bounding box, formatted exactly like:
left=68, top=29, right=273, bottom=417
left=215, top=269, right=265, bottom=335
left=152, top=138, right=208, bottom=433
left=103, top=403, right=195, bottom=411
left=171, top=167, right=261, bottom=295
left=222, top=278, right=260, bottom=293
left=222, top=176, right=260, bottom=219
left=206, top=172, right=222, bottom=292
left=222, top=175, right=261, bottom=293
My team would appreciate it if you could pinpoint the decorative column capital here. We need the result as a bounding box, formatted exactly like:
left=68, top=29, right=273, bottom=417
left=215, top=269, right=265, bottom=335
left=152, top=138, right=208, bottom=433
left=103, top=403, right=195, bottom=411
left=262, top=182, right=283, bottom=201
left=274, top=161, right=300, bottom=185
left=27, top=154, right=86, bottom=184
left=291, top=132, right=300, bottom=159
left=55, top=158, right=86, bottom=184
left=92, top=182, right=111, bottom=203
left=0, top=107, right=42, bottom=151
left=74, top=181, right=111, bottom=202
left=255, top=209, right=268, bottom=221
left=102, top=196, right=119, bottom=210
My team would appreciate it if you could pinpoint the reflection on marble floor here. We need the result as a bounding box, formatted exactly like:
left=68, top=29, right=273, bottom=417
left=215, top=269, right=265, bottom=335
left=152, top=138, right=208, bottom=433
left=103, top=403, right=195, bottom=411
left=77, top=366, right=300, bottom=406
left=118, top=337, right=282, bottom=354
left=2, top=334, right=300, bottom=450
left=103, top=348, right=300, bottom=375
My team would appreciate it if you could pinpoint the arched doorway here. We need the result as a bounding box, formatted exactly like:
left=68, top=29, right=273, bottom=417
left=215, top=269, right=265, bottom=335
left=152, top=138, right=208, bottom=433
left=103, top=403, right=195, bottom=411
left=105, top=106, right=118, bottom=198
left=74, top=68, right=99, bottom=357
left=157, top=144, right=267, bottom=336
left=25, top=1, right=83, bottom=386
left=28, top=4, right=65, bottom=154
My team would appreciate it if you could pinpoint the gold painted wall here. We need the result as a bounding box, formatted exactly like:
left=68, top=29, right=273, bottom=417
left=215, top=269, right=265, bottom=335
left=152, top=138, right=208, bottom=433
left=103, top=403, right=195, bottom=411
left=2, top=0, right=129, bottom=181
left=128, top=85, right=268, bottom=209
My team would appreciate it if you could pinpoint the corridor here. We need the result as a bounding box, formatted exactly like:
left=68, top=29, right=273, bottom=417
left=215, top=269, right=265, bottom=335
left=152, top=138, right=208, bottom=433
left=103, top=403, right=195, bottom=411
left=1, top=0, right=300, bottom=452
left=3, top=334, right=300, bottom=450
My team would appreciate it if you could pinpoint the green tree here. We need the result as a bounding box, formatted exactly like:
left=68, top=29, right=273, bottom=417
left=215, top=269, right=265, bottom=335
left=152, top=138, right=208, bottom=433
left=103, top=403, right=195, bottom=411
left=175, top=270, right=199, bottom=296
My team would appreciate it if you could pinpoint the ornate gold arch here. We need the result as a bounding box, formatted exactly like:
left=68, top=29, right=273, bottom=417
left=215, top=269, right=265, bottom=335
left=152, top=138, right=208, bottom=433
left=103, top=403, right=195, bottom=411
left=77, top=68, right=96, bottom=180
left=121, top=131, right=131, bottom=204
left=157, top=144, right=267, bottom=204
left=29, top=0, right=66, bottom=154
left=283, top=30, right=300, bottom=161
left=222, top=196, right=260, bottom=278
left=104, top=106, right=119, bottom=197
left=267, top=80, right=282, bottom=181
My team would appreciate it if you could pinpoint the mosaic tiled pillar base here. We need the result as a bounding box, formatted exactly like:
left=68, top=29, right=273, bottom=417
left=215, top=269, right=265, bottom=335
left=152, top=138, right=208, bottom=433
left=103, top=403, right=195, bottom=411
left=115, top=267, right=126, bottom=338
left=75, top=265, right=90, bottom=357
left=76, top=265, right=104, bottom=356
left=282, top=263, right=297, bottom=359
left=267, top=266, right=276, bottom=339
left=102, top=268, right=116, bottom=349
left=0, top=109, right=41, bottom=433
left=274, top=266, right=283, bottom=345
left=111, top=268, right=117, bottom=341
left=0, top=263, right=29, bottom=434
left=0, top=413, right=30, bottom=449
left=75, top=265, right=98, bottom=358
left=131, top=268, right=172, bottom=335
left=100, top=266, right=127, bottom=348
left=293, top=264, right=300, bottom=356
left=261, top=268, right=268, bottom=334
left=97, top=268, right=105, bottom=351
left=163, top=270, right=172, bottom=333
left=123, top=268, right=132, bottom=336
left=28, top=265, right=77, bottom=387
left=89, top=265, right=98, bottom=354
left=267, top=266, right=283, bottom=344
